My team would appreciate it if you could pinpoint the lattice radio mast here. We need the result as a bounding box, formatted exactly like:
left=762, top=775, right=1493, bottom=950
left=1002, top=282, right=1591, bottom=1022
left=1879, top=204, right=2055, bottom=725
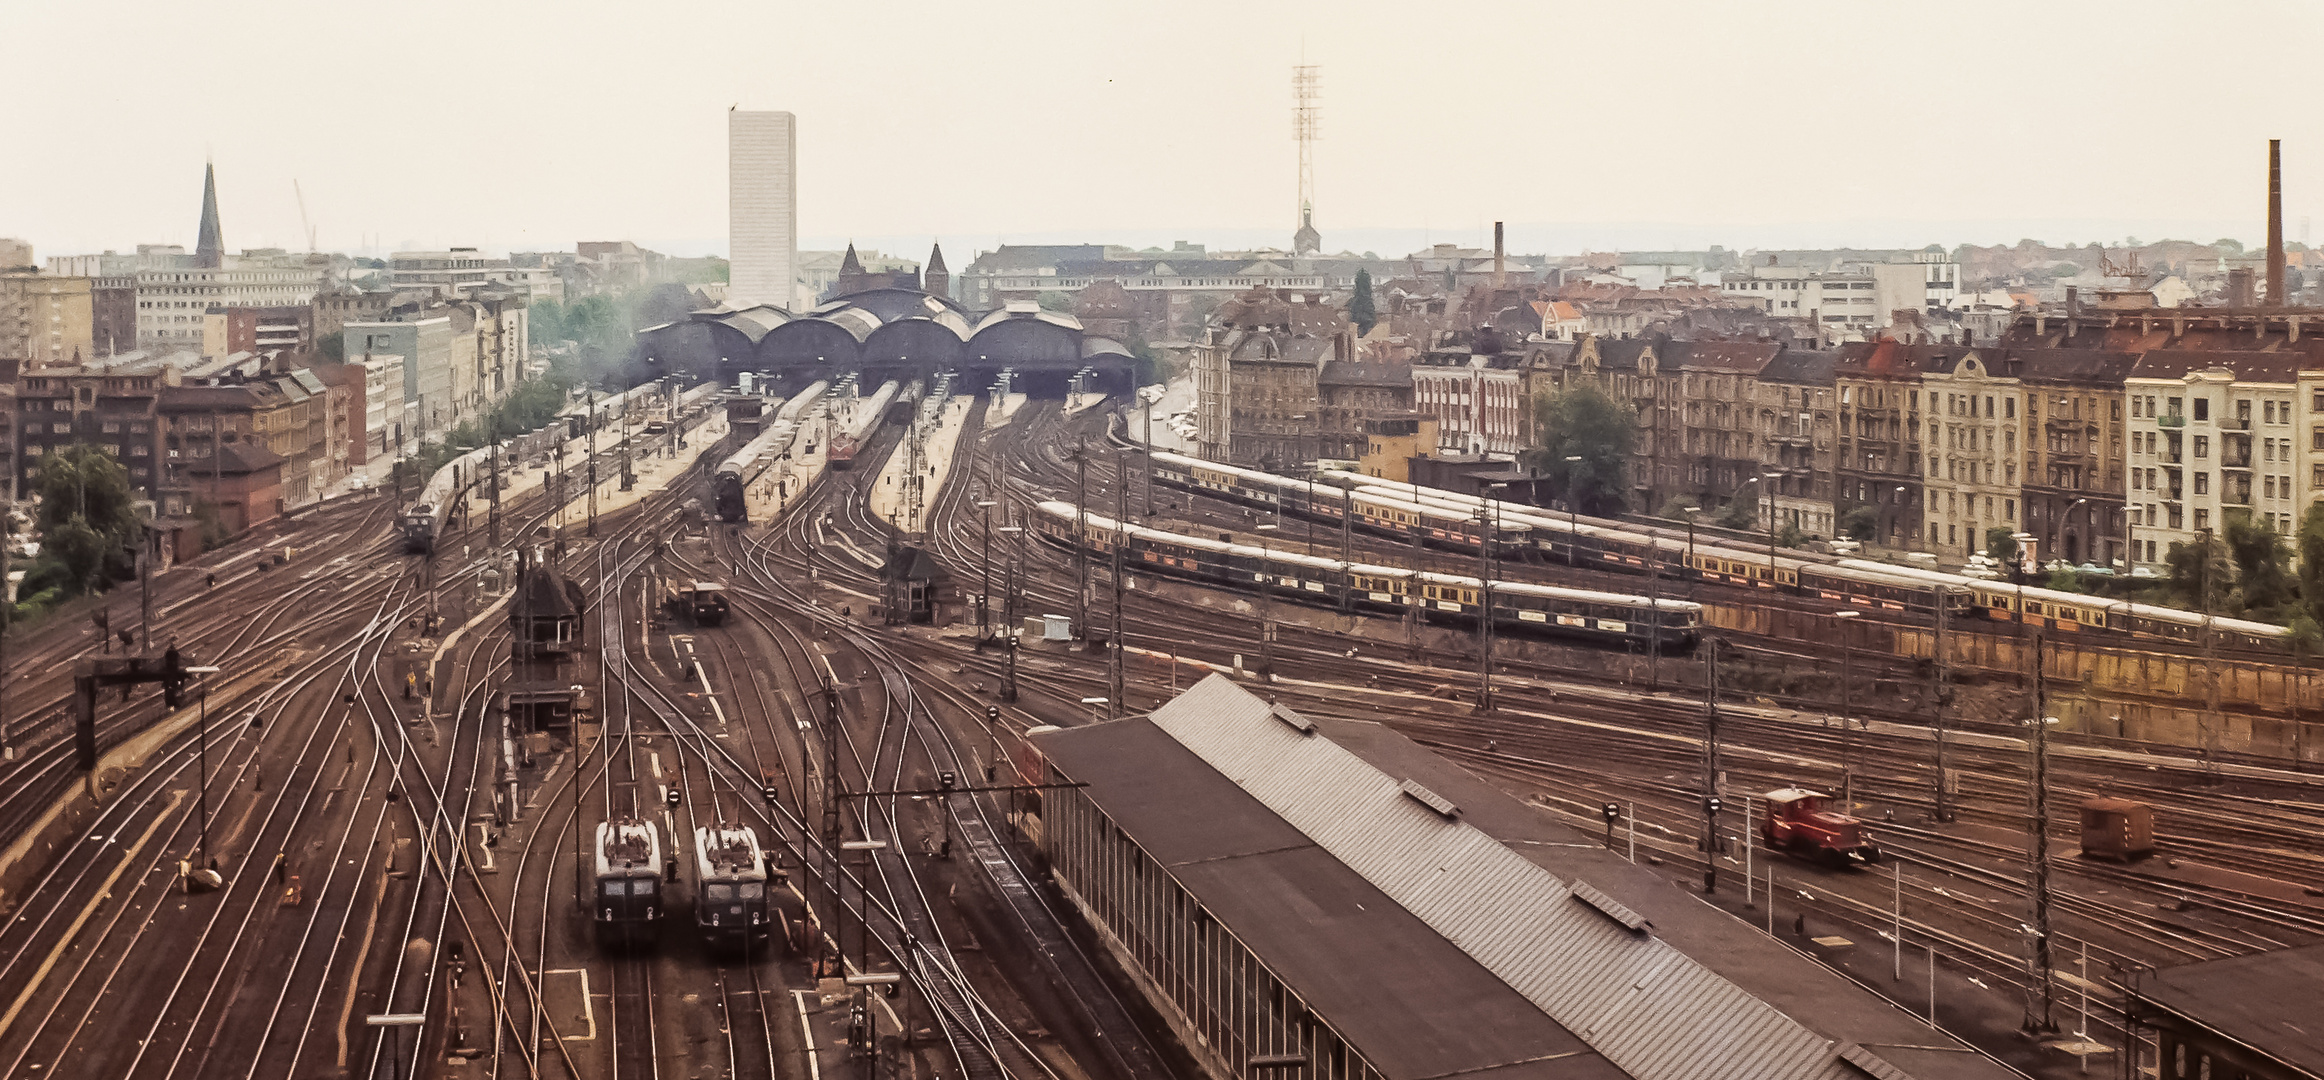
left=1292, top=65, right=1321, bottom=254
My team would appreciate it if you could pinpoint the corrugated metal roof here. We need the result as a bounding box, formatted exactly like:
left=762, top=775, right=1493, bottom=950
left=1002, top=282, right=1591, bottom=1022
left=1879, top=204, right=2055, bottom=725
left=1150, top=674, right=1854, bottom=1080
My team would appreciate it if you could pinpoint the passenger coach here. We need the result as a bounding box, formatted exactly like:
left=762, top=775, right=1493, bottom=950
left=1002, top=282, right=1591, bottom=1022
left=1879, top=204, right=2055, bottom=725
left=1032, top=500, right=1700, bottom=653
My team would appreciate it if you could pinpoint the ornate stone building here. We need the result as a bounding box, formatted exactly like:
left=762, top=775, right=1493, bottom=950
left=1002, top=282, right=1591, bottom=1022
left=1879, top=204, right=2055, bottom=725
left=1916, top=349, right=2022, bottom=558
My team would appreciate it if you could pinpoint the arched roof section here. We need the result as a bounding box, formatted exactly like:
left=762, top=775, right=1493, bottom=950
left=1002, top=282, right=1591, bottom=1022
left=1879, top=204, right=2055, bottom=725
left=1081, top=336, right=1135, bottom=362
left=967, top=309, right=1083, bottom=368
left=634, top=320, right=725, bottom=374
left=862, top=318, right=968, bottom=367
left=829, top=287, right=971, bottom=323
left=755, top=317, right=865, bottom=368
left=972, top=304, right=1083, bottom=336
left=797, top=303, right=883, bottom=341
left=709, top=304, right=793, bottom=340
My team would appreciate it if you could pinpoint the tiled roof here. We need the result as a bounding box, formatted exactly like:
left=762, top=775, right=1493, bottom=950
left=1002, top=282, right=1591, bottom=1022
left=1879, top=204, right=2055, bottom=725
left=1674, top=340, right=1782, bottom=374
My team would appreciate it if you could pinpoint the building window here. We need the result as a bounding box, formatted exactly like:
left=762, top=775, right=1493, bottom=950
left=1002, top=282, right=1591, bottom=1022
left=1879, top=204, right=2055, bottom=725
left=2194, top=435, right=2209, bottom=458
left=2194, top=472, right=2209, bottom=495
left=2195, top=509, right=2210, bottom=532
left=2193, top=397, right=2209, bottom=421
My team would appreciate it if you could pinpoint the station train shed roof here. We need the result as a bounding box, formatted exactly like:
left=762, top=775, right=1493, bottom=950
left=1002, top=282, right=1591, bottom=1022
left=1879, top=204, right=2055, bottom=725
left=1031, top=674, right=2024, bottom=1080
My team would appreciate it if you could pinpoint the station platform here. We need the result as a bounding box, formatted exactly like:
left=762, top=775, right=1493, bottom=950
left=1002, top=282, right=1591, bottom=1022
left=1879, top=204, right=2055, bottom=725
left=869, top=395, right=977, bottom=533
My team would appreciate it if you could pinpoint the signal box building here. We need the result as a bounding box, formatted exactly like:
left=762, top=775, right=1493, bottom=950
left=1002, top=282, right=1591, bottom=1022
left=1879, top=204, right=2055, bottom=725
left=1030, top=675, right=2020, bottom=1080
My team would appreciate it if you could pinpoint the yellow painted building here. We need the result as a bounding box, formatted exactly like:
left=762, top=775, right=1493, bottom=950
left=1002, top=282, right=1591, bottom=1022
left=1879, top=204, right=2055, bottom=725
left=0, top=273, right=95, bottom=369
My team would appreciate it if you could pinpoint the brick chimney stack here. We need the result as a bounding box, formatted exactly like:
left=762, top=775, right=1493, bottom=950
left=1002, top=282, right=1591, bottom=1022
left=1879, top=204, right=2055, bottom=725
left=2267, top=138, right=2286, bottom=307
left=1493, top=221, right=1505, bottom=289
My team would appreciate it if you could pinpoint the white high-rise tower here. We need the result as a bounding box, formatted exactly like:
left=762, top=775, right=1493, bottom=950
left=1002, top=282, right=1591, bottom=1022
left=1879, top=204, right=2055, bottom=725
left=728, top=109, right=797, bottom=309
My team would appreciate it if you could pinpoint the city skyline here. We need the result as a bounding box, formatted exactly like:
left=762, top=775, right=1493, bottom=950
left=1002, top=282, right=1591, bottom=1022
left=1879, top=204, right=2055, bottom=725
left=6, top=1, right=2324, bottom=260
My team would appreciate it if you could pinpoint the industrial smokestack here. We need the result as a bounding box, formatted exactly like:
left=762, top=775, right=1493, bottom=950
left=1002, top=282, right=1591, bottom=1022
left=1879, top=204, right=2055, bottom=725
left=2268, top=138, right=2286, bottom=307
left=1493, top=221, right=1505, bottom=288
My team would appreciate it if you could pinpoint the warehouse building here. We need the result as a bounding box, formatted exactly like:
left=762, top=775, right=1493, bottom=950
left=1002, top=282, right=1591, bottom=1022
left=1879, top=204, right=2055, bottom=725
left=1030, top=674, right=2022, bottom=1080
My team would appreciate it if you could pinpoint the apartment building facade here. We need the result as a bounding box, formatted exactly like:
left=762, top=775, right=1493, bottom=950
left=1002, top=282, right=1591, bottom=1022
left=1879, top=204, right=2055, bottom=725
left=2123, top=353, right=2305, bottom=572
left=1753, top=349, right=1840, bottom=538
left=1918, top=349, right=2021, bottom=558
left=15, top=358, right=167, bottom=500
left=1833, top=341, right=1926, bottom=549
left=1, top=273, right=95, bottom=369
left=2014, top=350, right=2133, bottom=569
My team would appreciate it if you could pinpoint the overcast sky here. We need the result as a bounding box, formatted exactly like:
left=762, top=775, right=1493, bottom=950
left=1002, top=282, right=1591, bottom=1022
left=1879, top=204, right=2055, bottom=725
left=7, top=1, right=2323, bottom=262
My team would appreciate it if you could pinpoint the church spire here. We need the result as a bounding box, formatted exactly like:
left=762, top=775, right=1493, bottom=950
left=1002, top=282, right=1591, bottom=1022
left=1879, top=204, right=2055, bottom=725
left=196, top=161, right=224, bottom=269
left=838, top=242, right=863, bottom=275
left=923, top=242, right=949, bottom=299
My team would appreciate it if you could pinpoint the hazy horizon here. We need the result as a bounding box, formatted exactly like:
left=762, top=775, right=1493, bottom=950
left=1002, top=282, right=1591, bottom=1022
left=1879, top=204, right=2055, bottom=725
left=7, top=0, right=2321, bottom=263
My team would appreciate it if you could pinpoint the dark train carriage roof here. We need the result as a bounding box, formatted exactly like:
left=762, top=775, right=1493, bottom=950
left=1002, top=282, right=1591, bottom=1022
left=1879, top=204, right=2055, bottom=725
left=1035, top=713, right=1624, bottom=1080
left=2137, top=941, right=2324, bottom=1074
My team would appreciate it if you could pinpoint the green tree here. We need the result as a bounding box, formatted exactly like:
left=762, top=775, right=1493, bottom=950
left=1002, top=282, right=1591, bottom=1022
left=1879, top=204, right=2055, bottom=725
left=1715, top=498, right=1758, bottom=531
left=1777, top=522, right=1805, bottom=548
left=1519, top=385, right=1637, bottom=516
left=2215, top=238, right=2246, bottom=255
left=1348, top=269, right=1378, bottom=336
left=1036, top=291, right=1075, bottom=313
left=2163, top=537, right=2233, bottom=612
left=2297, top=503, right=2324, bottom=623
left=2222, top=513, right=2298, bottom=617
left=1840, top=505, right=1880, bottom=542
left=1656, top=496, right=1703, bottom=520
left=2043, top=568, right=2088, bottom=593
left=36, top=444, right=140, bottom=542
left=33, top=444, right=141, bottom=596
left=1985, top=526, right=2021, bottom=572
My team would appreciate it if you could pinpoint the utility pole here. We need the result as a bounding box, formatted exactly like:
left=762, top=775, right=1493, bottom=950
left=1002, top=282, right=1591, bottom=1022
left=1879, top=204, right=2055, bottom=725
left=976, top=500, right=995, bottom=648
left=488, top=402, right=501, bottom=547
left=1474, top=491, right=1499, bottom=713
left=1257, top=517, right=1278, bottom=680
left=1073, top=442, right=1089, bottom=643
left=1406, top=492, right=1425, bottom=660
left=0, top=509, right=11, bottom=762
left=1647, top=532, right=1661, bottom=690
left=1702, top=638, right=1722, bottom=894
left=1001, top=528, right=1021, bottom=703
left=820, top=665, right=844, bottom=850
left=1338, top=477, right=1354, bottom=615
left=1932, top=584, right=1952, bottom=822
left=1837, top=610, right=1861, bottom=807
left=1142, top=390, right=1155, bottom=517
left=586, top=389, right=599, bottom=538
left=139, top=524, right=153, bottom=650
left=1110, top=455, right=1127, bottom=720
left=2199, top=527, right=2220, bottom=783
left=2025, top=634, right=2057, bottom=1034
